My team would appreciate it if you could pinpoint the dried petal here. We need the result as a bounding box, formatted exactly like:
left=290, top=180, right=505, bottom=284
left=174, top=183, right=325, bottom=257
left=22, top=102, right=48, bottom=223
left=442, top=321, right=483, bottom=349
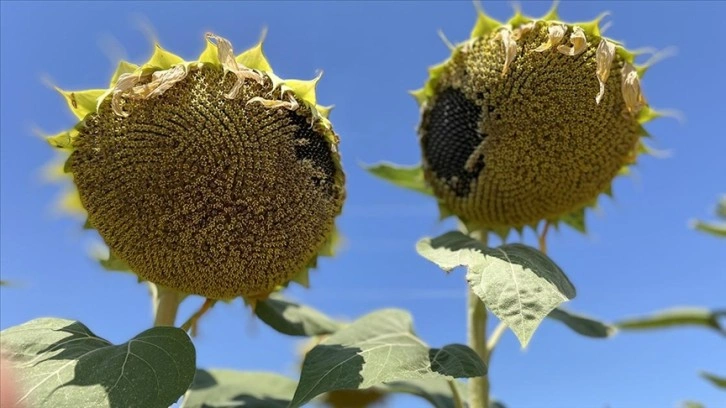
left=247, top=93, right=299, bottom=111
left=205, top=32, right=265, bottom=99
left=557, top=26, right=587, bottom=56
left=225, top=69, right=266, bottom=99
left=496, top=28, right=518, bottom=76
left=110, top=72, right=143, bottom=116
left=595, top=39, right=616, bottom=104
left=621, top=62, right=646, bottom=113
left=512, top=22, right=535, bottom=41
left=534, top=24, right=565, bottom=52
left=205, top=32, right=238, bottom=74
left=144, top=65, right=189, bottom=98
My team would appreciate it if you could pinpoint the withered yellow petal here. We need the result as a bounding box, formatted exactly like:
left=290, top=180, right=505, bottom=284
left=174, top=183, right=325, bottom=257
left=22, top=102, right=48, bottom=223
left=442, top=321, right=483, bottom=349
left=557, top=26, right=587, bottom=56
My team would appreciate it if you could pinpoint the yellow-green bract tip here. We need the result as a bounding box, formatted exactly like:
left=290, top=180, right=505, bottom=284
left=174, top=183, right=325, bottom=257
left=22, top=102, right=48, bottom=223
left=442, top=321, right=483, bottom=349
left=109, top=61, right=140, bottom=87
left=198, top=38, right=220, bottom=65
left=317, top=104, right=334, bottom=119
left=46, top=129, right=77, bottom=150
left=410, top=88, right=427, bottom=106
left=235, top=37, right=272, bottom=72
left=286, top=72, right=323, bottom=106
left=541, top=0, right=560, bottom=21
left=142, top=43, right=184, bottom=71
left=575, top=11, right=610, bottom=38
left=471, top=0, right=503, bottom=38
left=55, top=88, right=105, bottom=120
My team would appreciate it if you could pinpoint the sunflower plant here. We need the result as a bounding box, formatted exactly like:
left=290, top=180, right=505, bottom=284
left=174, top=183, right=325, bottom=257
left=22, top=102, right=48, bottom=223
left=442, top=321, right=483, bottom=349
left=0, top=3, right=724, bottom=408
left=368, top=3, right=724, bottom=408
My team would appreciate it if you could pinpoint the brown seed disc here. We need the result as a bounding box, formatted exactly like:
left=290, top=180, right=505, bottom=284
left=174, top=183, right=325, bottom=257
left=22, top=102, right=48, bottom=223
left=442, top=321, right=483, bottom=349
left=420, top=22, right=641, bottom=228
left=70, top=65, right=344, bottom=299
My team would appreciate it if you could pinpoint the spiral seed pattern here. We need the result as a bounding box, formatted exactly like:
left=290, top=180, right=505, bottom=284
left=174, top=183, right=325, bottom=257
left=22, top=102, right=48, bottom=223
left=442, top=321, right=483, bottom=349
left=70, top=65, right=344, bottom=299
left=420, top=22, right=641, bottom=228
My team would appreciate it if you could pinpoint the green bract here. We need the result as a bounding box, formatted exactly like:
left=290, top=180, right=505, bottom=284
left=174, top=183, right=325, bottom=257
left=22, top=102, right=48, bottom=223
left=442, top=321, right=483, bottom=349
left=47, top=33, right=345, bottom=300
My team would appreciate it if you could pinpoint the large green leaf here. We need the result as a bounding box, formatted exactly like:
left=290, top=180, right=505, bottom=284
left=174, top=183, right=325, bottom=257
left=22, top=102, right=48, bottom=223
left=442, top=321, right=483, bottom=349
left=0, top=318, right=196, bottom=408
left=181, top=369, right=297, bottom=408
left=365, top=163, right=433, bottom=195
left=700, top=371, right=726, bottom=390
left=417, top=231, right=576, bottom=347
left=692, top=220, right=726, bottom=237
left=615, top=308, right=726, bottom=335
left=255, top=295, right=343, bottom=337
left=384, top=379, right=466, bottom=408
left=321, top=388, right=389, bottom=408
left=289, top=308, right=486, bottom=407
left=547, top=308, right=616, bottom=338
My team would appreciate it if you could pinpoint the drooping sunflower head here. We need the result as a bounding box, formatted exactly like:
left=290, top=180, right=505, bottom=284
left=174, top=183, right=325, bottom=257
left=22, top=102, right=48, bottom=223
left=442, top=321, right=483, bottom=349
left=47, top=33, right=345, bottom=300
left=412, top=4, right=664, bottom=235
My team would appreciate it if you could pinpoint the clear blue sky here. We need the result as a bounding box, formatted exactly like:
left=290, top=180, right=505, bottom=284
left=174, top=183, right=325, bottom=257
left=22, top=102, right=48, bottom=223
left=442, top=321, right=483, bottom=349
left=1, top=1, right=724, bottom=407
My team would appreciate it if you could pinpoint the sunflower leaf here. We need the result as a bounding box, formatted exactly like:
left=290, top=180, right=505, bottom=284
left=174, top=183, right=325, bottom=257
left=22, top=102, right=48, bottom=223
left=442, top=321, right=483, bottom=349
left=383, top=378, right=467, bottom=408
left=615, top=308, right=726, bottom=335
left=700, top=371, right=726, bottom=389
left=0, top=318, right=196, bottom=408
left=416, top=231, right=576, bottom=347
left=181, top=369, right=297, bottom=408
left=692, top=220, right=726, bottom=238
left=289, top=309, right=486, bottom=408
left=254, top=295, right=343, bottom=337
left=547, top=308, right=616, bottom=338
left=365, top=162, right=433, bottom=195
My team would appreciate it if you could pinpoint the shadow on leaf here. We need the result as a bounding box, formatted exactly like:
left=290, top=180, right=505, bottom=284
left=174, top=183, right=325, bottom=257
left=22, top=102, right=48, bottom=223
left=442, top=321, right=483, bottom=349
left=182, top=369, right=297, bottom=408
left=255, top=295, right=342, bottom=337
left=291, top=344, right=364, bottom=407
left=2, top=318, right=195, bottom=408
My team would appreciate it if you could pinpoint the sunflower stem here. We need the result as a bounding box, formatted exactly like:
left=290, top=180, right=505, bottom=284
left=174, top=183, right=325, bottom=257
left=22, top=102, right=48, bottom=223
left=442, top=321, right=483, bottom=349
left=467, top=229, right=490, bottom=408
left=538, top=221, right=551, bottom=254
left=448, top=379, right=465, bottom=408
left=151, top=283, right=181, bottom=327
left=485, top=321, right=508, bottom=363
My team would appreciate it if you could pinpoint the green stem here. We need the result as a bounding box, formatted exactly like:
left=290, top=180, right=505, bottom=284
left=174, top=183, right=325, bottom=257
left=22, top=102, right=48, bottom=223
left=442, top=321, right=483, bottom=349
left=467, top=229, right=489, bottom=408
left=485, top=321, right=508, bottom=364
left=151, top=283, right=181, bottom=327
left=467, top=289, right=489, bottom=408
left=448, top=379, right=465, bottom=408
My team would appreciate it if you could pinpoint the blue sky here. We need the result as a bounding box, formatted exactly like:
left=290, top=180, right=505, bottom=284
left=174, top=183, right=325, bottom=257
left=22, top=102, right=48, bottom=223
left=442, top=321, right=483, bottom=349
left=1, top=1, right=724, bottom=407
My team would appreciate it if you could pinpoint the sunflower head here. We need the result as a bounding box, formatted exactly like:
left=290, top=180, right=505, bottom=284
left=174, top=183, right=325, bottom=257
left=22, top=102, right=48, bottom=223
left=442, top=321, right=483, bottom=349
left=47, top=33, right=345, bottom=300
left=407, top=3, right=665, bottom=237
